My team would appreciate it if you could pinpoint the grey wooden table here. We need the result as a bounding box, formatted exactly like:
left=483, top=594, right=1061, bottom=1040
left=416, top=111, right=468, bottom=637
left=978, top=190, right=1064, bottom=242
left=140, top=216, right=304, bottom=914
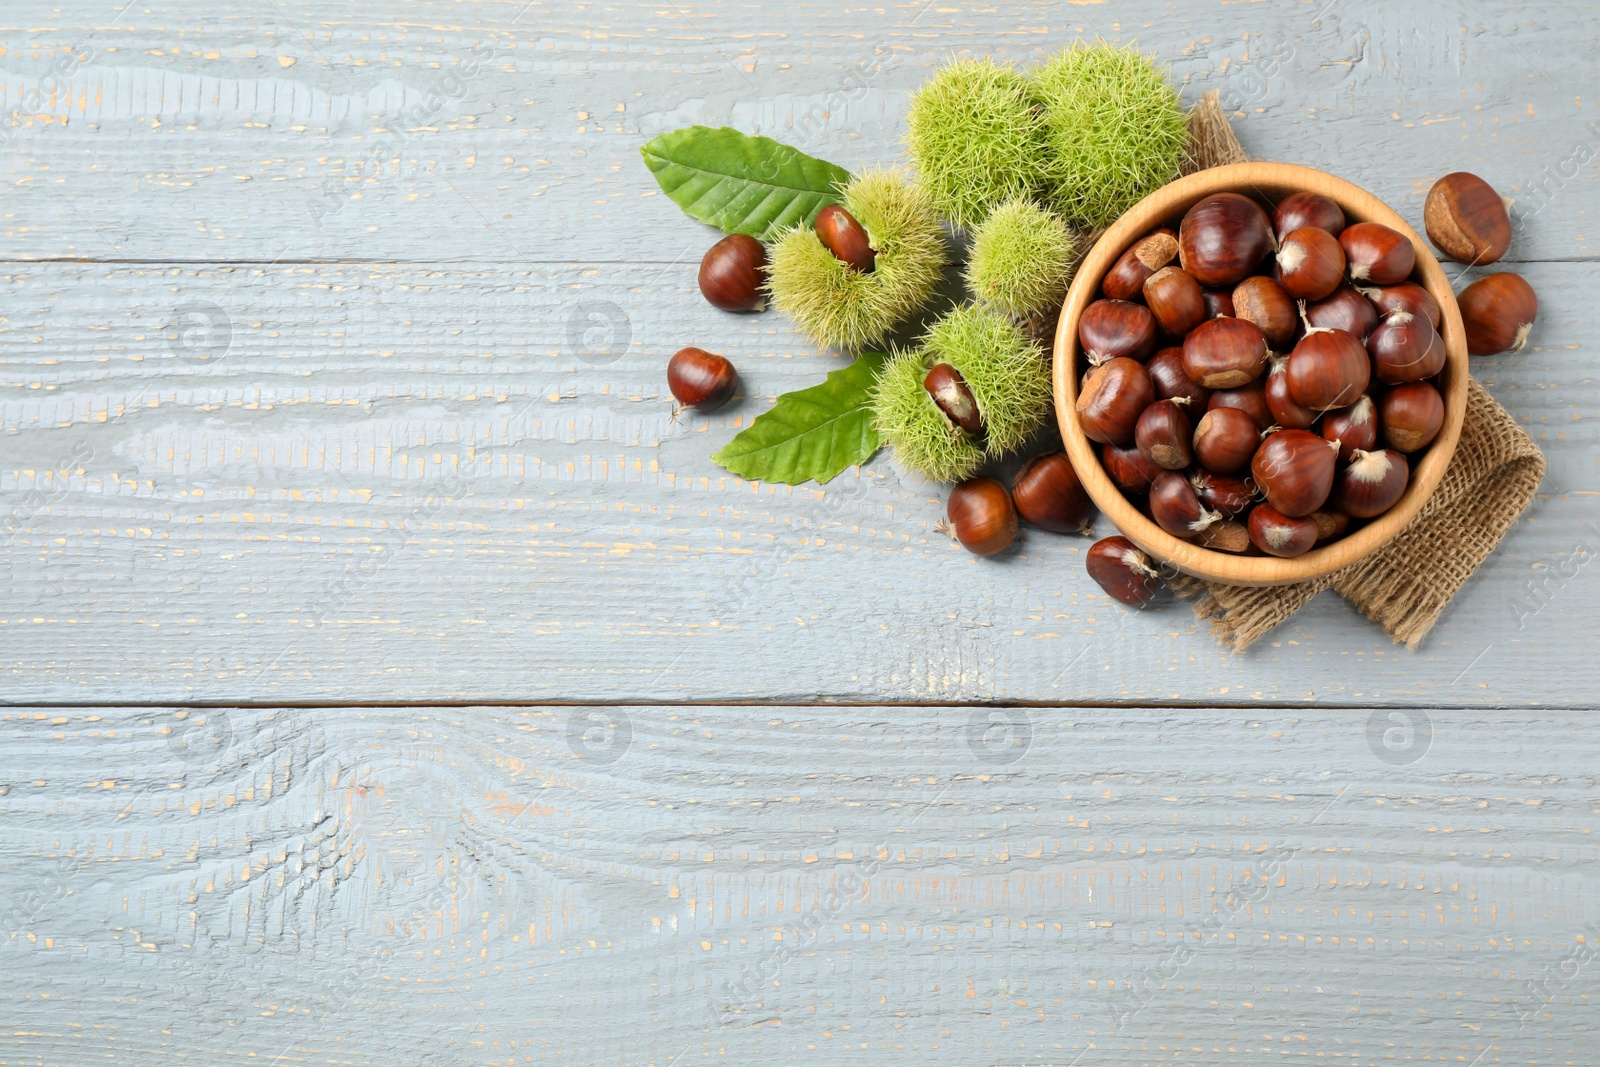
left=2, top=2, right=1597, bottom=1064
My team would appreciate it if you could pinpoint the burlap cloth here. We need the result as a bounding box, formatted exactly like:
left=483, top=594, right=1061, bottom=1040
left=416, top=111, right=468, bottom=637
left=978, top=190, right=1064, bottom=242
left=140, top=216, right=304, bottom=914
left=1161, top=92, right=1547, bottom=651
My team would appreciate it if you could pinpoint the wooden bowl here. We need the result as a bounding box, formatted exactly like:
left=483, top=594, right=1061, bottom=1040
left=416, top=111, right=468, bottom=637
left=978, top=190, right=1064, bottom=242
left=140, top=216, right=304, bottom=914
left=1053, top=162, right=1468, bottom=587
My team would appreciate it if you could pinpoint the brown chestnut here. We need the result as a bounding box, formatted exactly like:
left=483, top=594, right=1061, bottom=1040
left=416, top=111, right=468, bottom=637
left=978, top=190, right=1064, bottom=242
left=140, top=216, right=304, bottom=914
left=1012, top=452, right=1095, bottom=535
left=1275, top=226, right=1346, bottom=302
left=1101, top=443, right=1163, bottom=495
left=1264, top=355, right=1319, bottom=430
left=1191, top=406, right=1260, bottom=475
left=667, top=346, right=738, bottom=410
left=924, top=362, right=982, bottom=434
left=1076, top=357, right=1154, bottom=446
left=1195, top=519, right=1253, bottom=554
left=1286, top=327, right=1371, bottom=411
left=1357, top=281, right=1441, bottom=331
left=1143, top=266, right=1206, bottom=338
left=1424, top=172, right=1511, bottom=266
left=947, top=477, right=1017, bottom=555
left=1150, top=469, right=1222, bottom=538
left=1202, top=288, right=1235, bottom=320
left=1208, top=379, right=1274, bottom=431
left=1247, top=503, right=1319, bottom=558
left=1179, top=193, right=1277, bottom=288
left=1103, top=229, right=1179, bottom=301
left=1332, top=449, right=1410, bottom=518
left=1273, top=191, right=1346, bottom=241
left=698, top=234, right=768, bottom=312
left=1086, top=536, right=1164, bottom=606
left=1310, top=509, right=1350, bottom=543
left=1231, top=275, right=1299, bottom=351
left=814, top=204, right=875, bottom=273
left=1182, top=316, right=1268, bottom=389
left=1321, top=394, right=1378, bottom=460
left=1251, top=429, right=1339, bottom=517
left=1135, top=399, right=1194, bottom=471
left=1079, top=299, right=1159, bottom=365
left=1379, top=381, right=1445, bottom=452
left=1147, top=347, right=1212, bottom=408
left=1367, top=310, right=1446, bottom=385
left=1305, top=283, right=1379, bottom=341
left=1340, top=222, right=1414, bottom=286
left=1190, top=470, right=1257, bottom=516
left=1458, top=272, right=1538, bottom=356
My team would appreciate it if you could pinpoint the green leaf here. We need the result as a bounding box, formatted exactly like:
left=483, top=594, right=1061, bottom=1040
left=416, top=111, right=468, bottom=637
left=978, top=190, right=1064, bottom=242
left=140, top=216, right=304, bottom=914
left=711, top=352, right=888, bottom=485
left=640, top=126, right=852, bottom=240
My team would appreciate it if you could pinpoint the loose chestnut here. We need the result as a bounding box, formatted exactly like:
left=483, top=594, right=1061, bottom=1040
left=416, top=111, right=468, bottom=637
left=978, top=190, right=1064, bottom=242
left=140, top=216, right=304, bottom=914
left=1143, top=266, right=1206, bottom=338
left=1150, top=469, right=1222, bottom=538
left=1321, top=394, right=1378, bottom=460
left=1251, top=429, right=1339, bottom=517
left=924, top=362, right=982, bottom=434
left=1305, top=283, right=1379, bottom=341
left=814, top=204, right=875, bottom=273
left=1332, top=449, right=1410, bottom=518
left=1191, top=406, right=1260, bottom=475
left=1286, top=327, right=1371, bottom=411
left=1310, top=509, right=1350, bottom=543
left=1190, top=470, right=1257, bottom=516
left=1273, top=190, right=1346, bottom=241
left=1101, top=443, right=1163, bottom=495
left=1232, top=276, right=1299, bottom=350
left=698, top=234, right=768, bottom=312
left=1179, top=193, right=1277, bottom=288
left=667, top=347, right=738, bottom=410
left=1264, top=355, right=1319, bottom=430
left=946, top=477, right=1017, bottom=555
left=1275, top=226, right=1346, bottom=302
left=1012, top=452, right=1095, bottom=535
left=1147, top=347, right=1212, bottom=408
left=1248, top=503, right=1320, bottom=558
left=1104, top=229, right=1179, bottom=301
left=1079, top=299, right=1159, bottom=365
left=1202, top=288, right=1235, bottom=320
left=1136, top=399, right=1194, bottom=471
left=1086, top=536, right=1164, bottom=607
left=1183, top=316, right=1268, bottom=390
left=1458, top=272, right=1538, bottom=356
left=1196, top=519, right=1253, bottom=554
left=1340, top=222, right=1415, bottom=286
left=1076, top=357, right=1154, bottom=446
left=1208, top=379, right=1274, bottom=431
left=1367, top=310, right=1446, bottom=385
left=1379, top=381, right=1445, bottom=452
left=1357, top=281, right=1441, bottom=331
left=1424, top=172, right=1511, bottom=266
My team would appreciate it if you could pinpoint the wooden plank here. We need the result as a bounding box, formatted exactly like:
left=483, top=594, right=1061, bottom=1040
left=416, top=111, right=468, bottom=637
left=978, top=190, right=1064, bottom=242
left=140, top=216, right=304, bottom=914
left=0, top=1, right=1596, bottom=264
left=1, top=705, right=1595, bottom=1065
left=2, top=259, right=1594, bottom=705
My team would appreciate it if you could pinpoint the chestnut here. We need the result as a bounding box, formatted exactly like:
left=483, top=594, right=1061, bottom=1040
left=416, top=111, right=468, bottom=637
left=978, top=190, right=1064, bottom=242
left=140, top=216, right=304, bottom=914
left=1182, top=316, right=1268, bottom=389
left=1286, top=327, right=1370, bottom=411
left=1012, top=452, right=1095, bottom=535
left=1079, top=299, right=1158, bottom=365
left=1143, top=266, right=1206, bottom=338
left=1357, top=281, right=1441, bottom=331
left=1424, top=172, right=1511, bottom=266
left=1273, top=190, right=1346, bottom=241
left=1196, top=520, right=1254, bottom=554
left=667, top=346, right=738, bottom=410
left=1135, top=399, right=1194, bottom=471
left=1264, top=355, right=1319, bottom=430
left=814, top=204, right=875, bottom=273
left=1332, top=449, right=1410, bottom=518
left=947, top=477, right=1017, bottom=555
left=1339, top=222, right=1414, bottom=286
left=1321, top=394, right=1378, bottom=460
left=1367, top=310, right=1446, bottom=385
left=1232, top=275, right=1299, bottom=350
left=1101, top=442, right=1163, bottom=495
left=1202, top=288, right=1235, bottom=320
left=1275, top=226, right=1346, bottom=302
left=1458, top=272, right=1538, bottom=356
left=1150, top=469, right=1223, bottom=538
left=1310, top=509, right=1350, bottom=543
left=1086, top=536, right=1164, bottom=607
left=924, top=362, right=982, bottom=434
left=1077, top=357, right=1154, bottom=446
left=1179, top=193, right=1277, bottom=288
left=1305, top=283, right=1379, bottom=341
left=698, top=234, right=769, bottom=312
left=1190, top=469, right=1257, bottom=516
left=1247, top=503, right=1320, bottom=558
left=1147, top=347, right=1212, bottom=408
left=1191, top=406, right=1260, bottom=475
left=1103, top=229, right=1179, bottom=301
left=1208, top=379, right=1274, bottom=431
left=1251, top=429, right=1339, bottom=517
left=1379, top=381, right=1445, bottom=453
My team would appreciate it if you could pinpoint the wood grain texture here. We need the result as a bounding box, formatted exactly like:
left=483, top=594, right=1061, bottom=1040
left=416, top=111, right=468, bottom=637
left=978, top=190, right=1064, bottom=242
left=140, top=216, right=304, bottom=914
left=2, top=705, right=1596, bottom=1066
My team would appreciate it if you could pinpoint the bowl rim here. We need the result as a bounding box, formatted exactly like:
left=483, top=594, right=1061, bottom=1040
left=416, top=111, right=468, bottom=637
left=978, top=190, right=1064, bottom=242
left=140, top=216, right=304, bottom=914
left=1052, top=162, right=1469, bottom=587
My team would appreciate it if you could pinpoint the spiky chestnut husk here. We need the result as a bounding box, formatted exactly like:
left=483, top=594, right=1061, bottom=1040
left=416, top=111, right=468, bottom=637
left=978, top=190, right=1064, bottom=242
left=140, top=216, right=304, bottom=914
left=872, top=305, right=1052, bottom=483
left=965, top=198, right=1079, bottom=317
left=904, top=58, right=1049, bottom=230
left=766, top=170, right=947, bottom=352
left=1031, top=43, right=1187, bottom=230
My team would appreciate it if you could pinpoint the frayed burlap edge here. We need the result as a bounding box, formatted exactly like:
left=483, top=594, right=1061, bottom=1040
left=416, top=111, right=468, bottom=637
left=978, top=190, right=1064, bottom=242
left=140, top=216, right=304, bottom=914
left=1167, top=93, right=1548, bottom=652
